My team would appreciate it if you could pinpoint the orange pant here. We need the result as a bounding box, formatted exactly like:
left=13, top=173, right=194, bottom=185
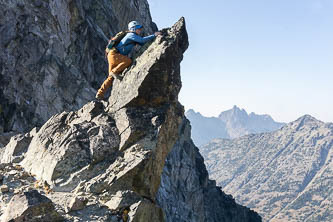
left=97, top=50, right=132, bottom=97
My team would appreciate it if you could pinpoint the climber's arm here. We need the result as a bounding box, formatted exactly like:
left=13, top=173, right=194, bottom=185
left=129, top=34, right=156, bottom=46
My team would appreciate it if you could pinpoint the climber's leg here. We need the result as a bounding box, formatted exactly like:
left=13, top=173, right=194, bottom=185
left=96, top=51, right=120, bottom=99
left=111, top=53, right=132, bottom=75
left=96, top=51, right=132, bottom=100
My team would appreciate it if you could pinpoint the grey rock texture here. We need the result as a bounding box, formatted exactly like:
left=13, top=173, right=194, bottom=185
left=201, top=115, right=333, bottom=221
left=21, top=101, right=121, bottom=191
left=186, top=106, right=285, bottom=146
left=0, top=163, right=38, bottom=219
left=2, top=190, right=63, bottom=222
left=156, top=118, right=261, bottom=222
left=66, top=195, right=89, bottom=212
left=0, top=132, right=17, bottom=160
left=1, top=128, right=37, bottom=163
left=0, top=132, right=16, bottom=148
left=0, top=0, right=156, bottom=134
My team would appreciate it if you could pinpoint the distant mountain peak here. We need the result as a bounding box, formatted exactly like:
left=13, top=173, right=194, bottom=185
left=285, top=114, right=322, bottom=131
left=232, top=105, right=240, bottom=110
left=297, top=114, right=318, bottom=122
left=231, top=105, right=247, bottom=113
left=290, top=114, right=322, bottom=126
left=185, top=109, right=203, bottom=117
left=218, top=106, right=248, bottom=120
left=187, top=107, right=285, bottom=144
left=186, top=109, right=196, bottom=115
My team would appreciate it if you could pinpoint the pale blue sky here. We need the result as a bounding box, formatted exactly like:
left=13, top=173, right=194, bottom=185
left=147, top=0, right=333, bottom=122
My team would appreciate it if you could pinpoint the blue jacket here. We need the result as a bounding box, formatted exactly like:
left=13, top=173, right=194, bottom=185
left=116, top=32, right=155, bottom=56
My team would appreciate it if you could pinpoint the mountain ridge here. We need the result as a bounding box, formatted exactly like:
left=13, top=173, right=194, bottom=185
left=201, top=114, right=333, bottom=221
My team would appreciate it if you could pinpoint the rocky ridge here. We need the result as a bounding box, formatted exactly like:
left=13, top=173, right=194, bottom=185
left=201, top=115, right=333, bottom=221
left=1, top=15, right=261, bottom=222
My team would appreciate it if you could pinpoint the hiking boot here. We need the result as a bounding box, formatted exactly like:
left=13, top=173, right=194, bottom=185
left=95, top=93, right=104, bottom=101
left=110, top=72, right=123, bottom=81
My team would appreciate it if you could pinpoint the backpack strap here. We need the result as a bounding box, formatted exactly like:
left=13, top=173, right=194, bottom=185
left=116, top=32, right=139, bottom=49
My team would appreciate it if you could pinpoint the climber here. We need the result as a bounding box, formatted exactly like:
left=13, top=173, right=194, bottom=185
left=95, top=21, right=162, bottom=100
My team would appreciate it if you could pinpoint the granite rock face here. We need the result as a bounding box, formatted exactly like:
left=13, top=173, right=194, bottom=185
left=0, top=0, right=156, bottom=134
left=201, top=115, right=333, bottom=221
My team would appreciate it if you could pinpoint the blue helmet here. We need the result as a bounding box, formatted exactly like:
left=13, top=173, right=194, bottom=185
left=128, top=21, right=143, bottom=31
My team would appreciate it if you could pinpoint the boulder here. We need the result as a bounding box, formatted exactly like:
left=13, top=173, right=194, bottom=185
left=0, top=132, right=17, bottom=160
left=66, top=195, right=89, bottom=212
left=1, top=190, right=63, bottom=222
left=21, top=101, right=120, bottom=191
left=1, top=128, right=37, bottom=163
left=104, top=190, right=141, bottom=211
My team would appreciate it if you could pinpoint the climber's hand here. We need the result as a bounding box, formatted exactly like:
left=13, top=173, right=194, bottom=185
left=155, top=32, right=162, bottom=36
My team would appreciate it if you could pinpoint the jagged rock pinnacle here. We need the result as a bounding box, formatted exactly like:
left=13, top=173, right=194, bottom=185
left=108, top=17, right=189, bottom=112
